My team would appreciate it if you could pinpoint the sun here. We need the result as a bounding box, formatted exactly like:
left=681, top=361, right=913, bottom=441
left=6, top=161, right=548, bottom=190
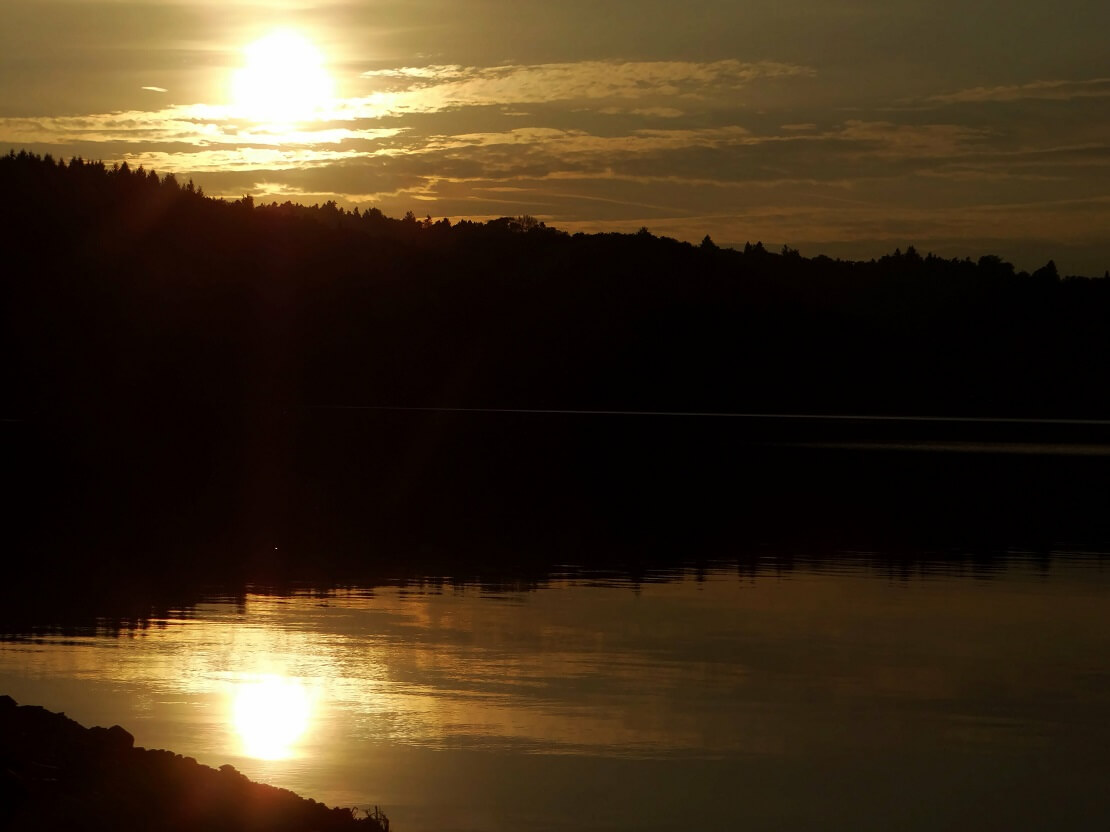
left=231, top=29, right=334, bottom=124
left=231, top=675, right=313, bottom=760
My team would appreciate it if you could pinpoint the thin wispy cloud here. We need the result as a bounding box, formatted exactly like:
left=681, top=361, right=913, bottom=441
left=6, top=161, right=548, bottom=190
left=926, top=77, right=1110, bottom=105
left=352, top=59, right=815, bottom=115
left=417, top=126, right=756, bottom=157
left=121, top=147, right=374, bottom=174
left=0, top=106, right=402, bottom=148
left=599, top=107, right=686, bottom=119
left=833, top=121, right=990, bottom=158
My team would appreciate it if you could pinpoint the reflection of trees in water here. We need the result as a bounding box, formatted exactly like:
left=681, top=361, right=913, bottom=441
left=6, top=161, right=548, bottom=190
left=4, top=541, right=1107, bottom=640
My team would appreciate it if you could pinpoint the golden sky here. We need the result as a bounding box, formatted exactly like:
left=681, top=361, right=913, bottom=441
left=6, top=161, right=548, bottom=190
left=3, top=0, right=1109, bottom=273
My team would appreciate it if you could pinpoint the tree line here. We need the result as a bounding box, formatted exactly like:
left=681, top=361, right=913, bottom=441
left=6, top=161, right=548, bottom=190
left=4, top=148, right=1108, bottom=420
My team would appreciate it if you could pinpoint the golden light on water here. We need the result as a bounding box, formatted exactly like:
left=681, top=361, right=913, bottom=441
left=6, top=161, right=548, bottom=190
left=232, top=675, right=313, bottom=760
left=231, top=29, right=334, bottom=125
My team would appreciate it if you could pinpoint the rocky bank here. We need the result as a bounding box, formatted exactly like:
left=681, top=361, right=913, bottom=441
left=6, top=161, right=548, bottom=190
left=0, top=695, right=388, bottom=831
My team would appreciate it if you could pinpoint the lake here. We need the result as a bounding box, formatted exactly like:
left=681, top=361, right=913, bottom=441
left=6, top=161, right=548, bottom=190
left=3, top=553, right=1109, bottom=831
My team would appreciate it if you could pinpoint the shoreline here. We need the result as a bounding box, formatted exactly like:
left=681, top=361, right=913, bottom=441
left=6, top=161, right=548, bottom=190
left=0, top=696, right=388, bottom=831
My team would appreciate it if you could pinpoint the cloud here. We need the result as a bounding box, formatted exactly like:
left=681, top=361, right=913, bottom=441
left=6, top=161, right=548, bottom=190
left=119, top=147, right=373, bottom=174
left=833, top=120, right=990, bottom=158
left=141, top=86, right=168, bottom=93
left=926, top=77, right=1110, bottom=105
left=418, top=126, right=755, bottom=155
left=0, top=105, right=402, bottom=148
left=915, top=143, right=1110, bottom=181
left=351, top=59, right=814, bottom=116
left=598, top=107, right=686, bottom=119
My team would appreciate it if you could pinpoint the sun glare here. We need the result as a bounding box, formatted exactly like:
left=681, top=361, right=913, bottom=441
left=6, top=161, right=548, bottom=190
left=232, top=675, right=312, bottom=760
left=231, top=30, right=334, bottom=124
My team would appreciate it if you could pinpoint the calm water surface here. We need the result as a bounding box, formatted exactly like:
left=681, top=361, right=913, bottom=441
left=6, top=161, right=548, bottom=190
left=3, top=557, right=1109, bottom=831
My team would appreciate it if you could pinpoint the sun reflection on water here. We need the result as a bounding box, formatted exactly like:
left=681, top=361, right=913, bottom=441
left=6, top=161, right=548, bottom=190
left=231, top=674, right=313, bottom=760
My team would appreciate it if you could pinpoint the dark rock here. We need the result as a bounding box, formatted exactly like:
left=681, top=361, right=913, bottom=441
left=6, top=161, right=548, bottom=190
left=87, top=723, right=134, bottom=753
left=0, top=696, right=389, bottom=832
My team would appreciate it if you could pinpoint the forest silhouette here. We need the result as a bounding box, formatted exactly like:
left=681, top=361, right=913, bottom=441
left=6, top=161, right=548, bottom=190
left=5, top=149, right=1108, bottom=420
left=3, top=149, right=1110, bottom=601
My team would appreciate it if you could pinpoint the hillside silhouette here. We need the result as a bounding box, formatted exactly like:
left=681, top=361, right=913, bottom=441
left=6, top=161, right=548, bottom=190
left=4, top=148, right=1110, bottom=597
left=5, top=149, right=1109, bottom=419
left=8, top=149, right=1110, bottom=419
left=0, top=696, right=389, bottom=832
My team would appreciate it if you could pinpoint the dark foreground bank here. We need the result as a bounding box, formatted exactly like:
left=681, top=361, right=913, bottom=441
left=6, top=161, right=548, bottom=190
left=0, top=696, right=388, bottom=832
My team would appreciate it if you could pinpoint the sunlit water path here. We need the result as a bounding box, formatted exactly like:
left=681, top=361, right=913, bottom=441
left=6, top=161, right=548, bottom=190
left=3, top=557, right=1109, bottom=831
